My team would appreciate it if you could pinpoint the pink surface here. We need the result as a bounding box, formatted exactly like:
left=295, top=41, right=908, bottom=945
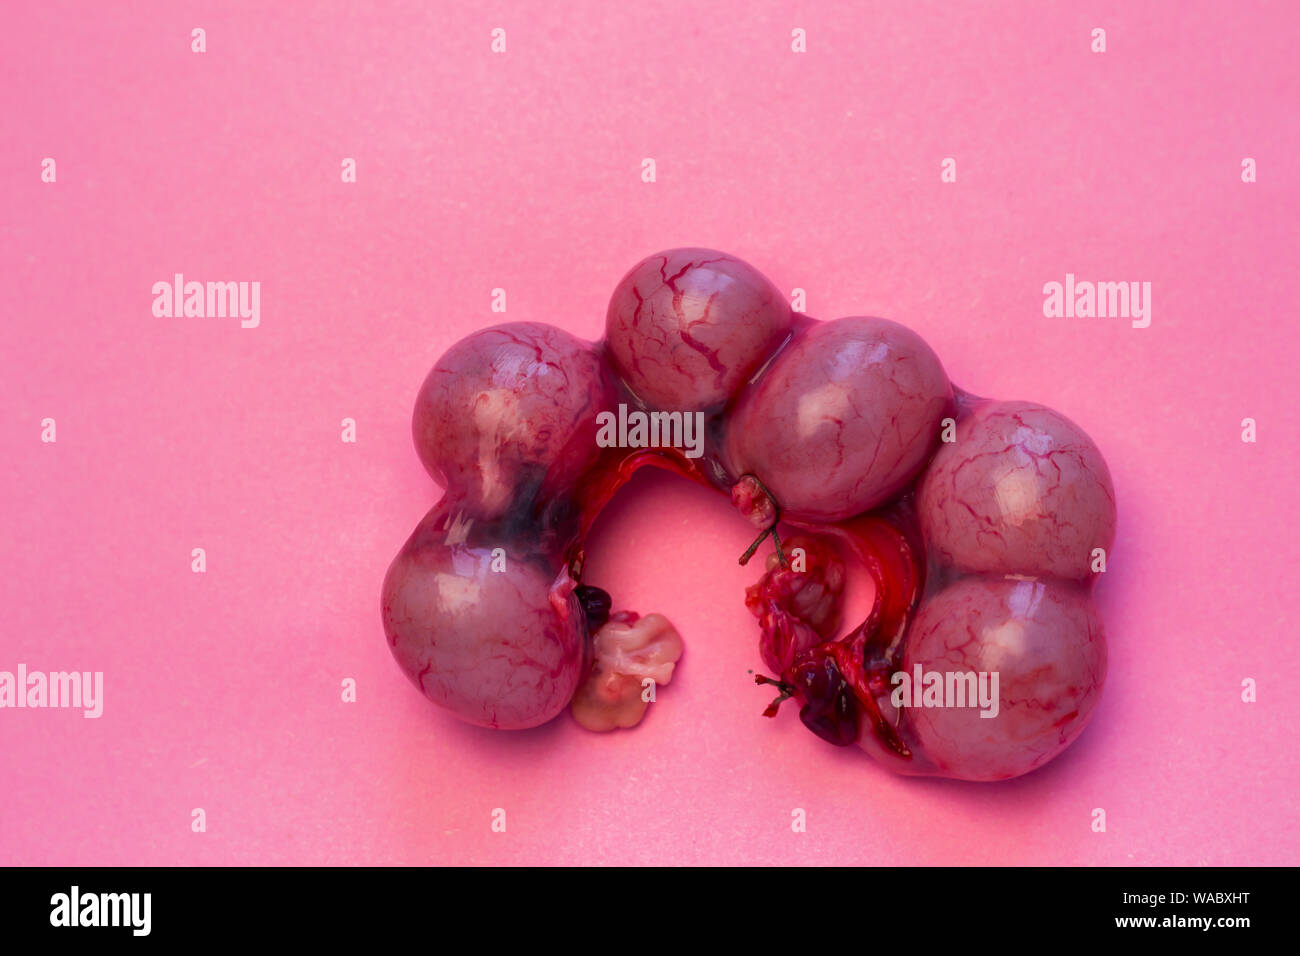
left=2, top=1, right=1297, bottom=866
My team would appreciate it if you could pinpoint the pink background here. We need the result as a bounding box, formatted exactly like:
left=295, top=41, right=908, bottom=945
left=2, top=1, right=1297, bottom=866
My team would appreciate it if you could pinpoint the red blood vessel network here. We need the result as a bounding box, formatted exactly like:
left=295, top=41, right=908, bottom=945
left=382, top=248, right=1115, bottom=782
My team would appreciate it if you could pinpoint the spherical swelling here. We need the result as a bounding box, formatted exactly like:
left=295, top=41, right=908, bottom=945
left=382, top=518, right=586, bottom=730
left=901, top=576, right=1106, bottom=781
left=604, top=248, right=793, bottom=410
left=724, top=317, right=952, bottom=522
left=386, top=248, right=1117, bottom=780
left=412, top=322, right=613, bottom=516
left=917, top=400, right=1116, bottom=580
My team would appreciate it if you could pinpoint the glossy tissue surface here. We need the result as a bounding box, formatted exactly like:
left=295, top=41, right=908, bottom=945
left=383, top=249, right=1117, bottom=781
